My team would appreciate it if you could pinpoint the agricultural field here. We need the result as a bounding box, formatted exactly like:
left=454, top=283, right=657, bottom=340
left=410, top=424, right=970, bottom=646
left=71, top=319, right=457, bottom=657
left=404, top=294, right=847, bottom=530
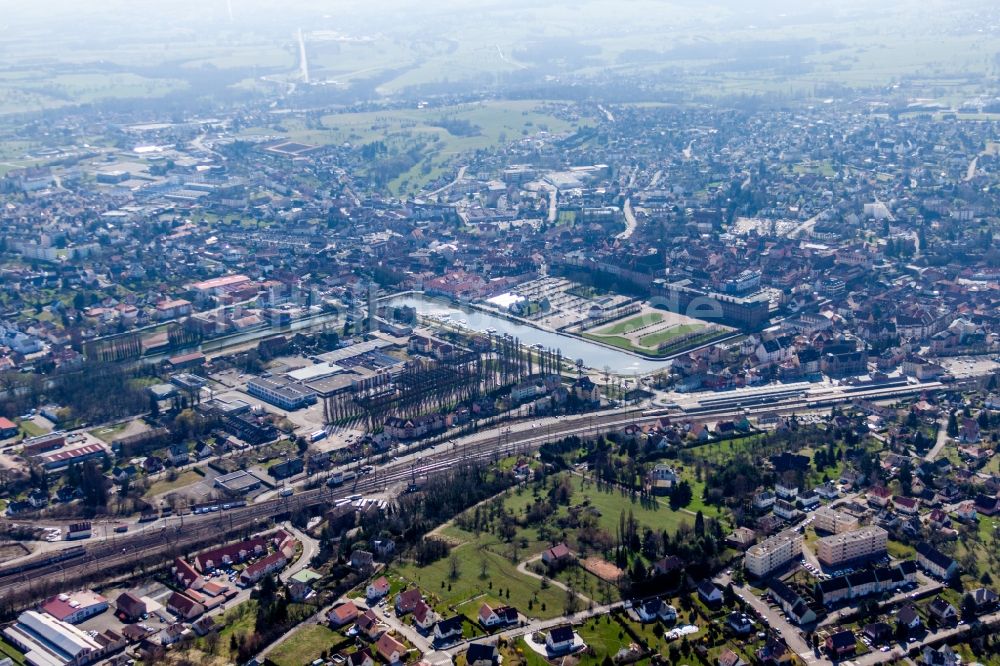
left=238, top=100, right=581, bottom=196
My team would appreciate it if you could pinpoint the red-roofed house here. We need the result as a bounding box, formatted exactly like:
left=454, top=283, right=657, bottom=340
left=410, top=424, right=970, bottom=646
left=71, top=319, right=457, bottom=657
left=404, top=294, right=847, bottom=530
left=194, top=537, right=267, bottom=572
left=478, top=603, right=518, bottom=629
left=413, top=600, right=438, bottom=631
left=115, top=592, right=147, bottom=623
left=541, top=543, right=573, bottom=566
left=375, top=633, right=407, bottom=664
left=356, top=610, right=386, bottom=640
left=238, top=551, right=288, bottom=587
left=328, top=601, right=360, bottom=627
left=867, top=486, right=891, bottom=508
left=167, top=592, right=205, bottom=620
left=367, top=576, right=391, bottom=600
left=395, top=588, right=423, bottom=615
left=172, top=558, right=203, bottom=590
left=893, top=495, right=919, bottom=515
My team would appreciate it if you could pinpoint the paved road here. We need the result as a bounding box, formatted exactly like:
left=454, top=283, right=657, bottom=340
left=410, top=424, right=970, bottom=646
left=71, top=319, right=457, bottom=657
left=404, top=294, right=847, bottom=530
left=924, top=413, right=950, bottom=462
left=442, top=601, right=626, bottom=656
left=617, top=198, right=637, bottom=240
left=515, top=554, right=593, bottom=606
left=427, top=165, right=468, bottom=198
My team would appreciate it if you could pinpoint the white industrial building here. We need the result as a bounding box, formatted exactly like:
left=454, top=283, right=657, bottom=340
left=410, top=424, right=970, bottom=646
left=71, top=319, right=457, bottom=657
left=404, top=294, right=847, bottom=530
left=3, top=610, right=103, bottom=666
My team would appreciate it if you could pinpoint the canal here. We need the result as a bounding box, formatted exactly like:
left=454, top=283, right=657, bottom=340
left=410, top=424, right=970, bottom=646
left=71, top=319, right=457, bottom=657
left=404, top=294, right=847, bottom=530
left=386, top=293, right=672, bottom=374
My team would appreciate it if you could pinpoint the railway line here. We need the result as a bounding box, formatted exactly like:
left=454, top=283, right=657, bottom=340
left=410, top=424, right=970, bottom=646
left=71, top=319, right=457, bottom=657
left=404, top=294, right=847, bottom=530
left=0, top=377, right=947, bottom=601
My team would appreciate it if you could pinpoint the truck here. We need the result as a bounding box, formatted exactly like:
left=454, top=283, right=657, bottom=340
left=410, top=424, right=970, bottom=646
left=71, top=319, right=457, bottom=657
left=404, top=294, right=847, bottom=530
left=279, top=488, right=294, bottom=497
left=310, top=429, right=327, bottom=443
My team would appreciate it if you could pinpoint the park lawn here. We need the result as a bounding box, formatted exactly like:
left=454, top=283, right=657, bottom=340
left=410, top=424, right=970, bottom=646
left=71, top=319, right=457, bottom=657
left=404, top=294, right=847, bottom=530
left=268, top=624, right=340, bottom=666
left=552, top=565, right=622, bottom=605
left=568, top=475, right=692, bottom=536
left=391, top=541, right=567, bottom=620
left=582, top=333, right=638, bottom=353
left=145, top=469, right=205, bottom=497
left=638, top=324, right=703, bottom=349
left=594, top=313, right=662, bottom=336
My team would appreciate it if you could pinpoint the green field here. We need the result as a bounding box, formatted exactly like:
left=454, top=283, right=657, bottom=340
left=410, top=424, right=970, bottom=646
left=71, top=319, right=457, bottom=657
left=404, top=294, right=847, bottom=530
left=17, top=420, right=48, bottom=438
left=145, top=469, right=205, bottom=497
left=595, top=313, right=662, bottom=335
left=0, top=639, right=25, bottom=665
left=391, top=472, right=713, bottom=623
left=239, top=100, right=580, bottom=196
left=391, top=539, right=569, bottom=621
left=638, top=324, right=703, bottom=348
left=267, top=624, right=340, bottom=666
left=584, top=322, right=715, bottom=358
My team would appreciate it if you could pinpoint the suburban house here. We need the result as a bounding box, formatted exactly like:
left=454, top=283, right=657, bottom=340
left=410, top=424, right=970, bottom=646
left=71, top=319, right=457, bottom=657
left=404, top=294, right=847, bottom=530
left=545, top=625, right=577, bottom=655
left=395, top=588, right=423, bottom=615
left=478, top=603, right=518, bottom=629
left=328, top=601, right=360, bottom=628
left=375, top=633, right=407, bottom=664
left=433, top=616, right=464, bottom=643
left=916, top=542, right=960, bottom=579
left=825, top=630, right=856, bottom=659
left=541, top=543, right=573, bottom=566
left=367, top=576, right=391, bottom=601
left=697, top=580, right=722, bottom=607
left=166, top=592, right=204, bottom=621
left=412, top=600, right=439, bottom=632
left=347, top=649, right=375, bottom=666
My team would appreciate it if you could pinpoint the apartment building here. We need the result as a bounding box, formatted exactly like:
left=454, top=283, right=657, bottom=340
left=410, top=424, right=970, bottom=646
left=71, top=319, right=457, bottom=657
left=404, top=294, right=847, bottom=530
left=744, top=530, right=803, bottom=578
left=815, top=526, right=888, bottom=568
left=812, top=507, right=860, bottom=535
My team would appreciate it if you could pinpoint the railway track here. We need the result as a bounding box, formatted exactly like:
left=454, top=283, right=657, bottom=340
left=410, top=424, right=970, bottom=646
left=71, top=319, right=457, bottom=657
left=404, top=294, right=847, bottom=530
left=0, top=380, right=943, bottom=600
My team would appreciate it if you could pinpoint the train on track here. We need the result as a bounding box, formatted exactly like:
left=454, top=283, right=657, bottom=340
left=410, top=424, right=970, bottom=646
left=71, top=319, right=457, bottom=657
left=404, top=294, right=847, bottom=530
left=0, top=545, right=86, bottom=579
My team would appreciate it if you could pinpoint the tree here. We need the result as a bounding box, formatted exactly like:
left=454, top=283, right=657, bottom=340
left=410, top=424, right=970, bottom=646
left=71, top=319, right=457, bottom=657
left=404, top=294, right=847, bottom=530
left=947, top=410, right=959, bottom=437
left=669, top=481, right=693, bottom=510
left=448, top=553, right=460, bottom=580
left=961, top=593, right=978, bottom=622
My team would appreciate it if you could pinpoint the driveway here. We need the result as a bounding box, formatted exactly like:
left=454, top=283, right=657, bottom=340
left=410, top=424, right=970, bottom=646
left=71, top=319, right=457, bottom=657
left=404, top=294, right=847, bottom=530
left=515, top=554, right=593, bottom=606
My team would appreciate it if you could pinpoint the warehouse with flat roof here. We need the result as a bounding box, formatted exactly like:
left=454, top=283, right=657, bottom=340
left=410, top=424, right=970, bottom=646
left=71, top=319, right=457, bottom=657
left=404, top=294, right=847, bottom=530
left=3, top=610, right=103, bottom=666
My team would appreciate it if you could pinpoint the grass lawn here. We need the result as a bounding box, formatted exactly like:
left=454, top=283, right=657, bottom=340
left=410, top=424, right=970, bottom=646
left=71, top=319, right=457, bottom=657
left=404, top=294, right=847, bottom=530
left=145, top=469, right=205, bottom=497
left=887, top=540, right=916, bottom=560
left=576, top=615, right=633, bottom=658
left=88, top=422, right=129, bottom=443
left=570, top=475, right=694, bottom=535
left=582, top=332, right=638, bottom=353
left=214, top=601, right=258, bottom=658
left=268, top=624, right=340, bottom=666
left=638, top=324, right=703, bottom=348
left=391, top=540, right=568, bottom=620
left=0, top=639, right=25, bottom=665
left=595, top=313, right=663, bottom=336
left=17, top=419, right=47, bottom=438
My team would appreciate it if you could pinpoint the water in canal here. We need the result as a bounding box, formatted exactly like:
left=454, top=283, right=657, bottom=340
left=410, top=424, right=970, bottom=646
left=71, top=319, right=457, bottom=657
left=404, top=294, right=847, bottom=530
left=387, top=294, right=672, bottom=374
